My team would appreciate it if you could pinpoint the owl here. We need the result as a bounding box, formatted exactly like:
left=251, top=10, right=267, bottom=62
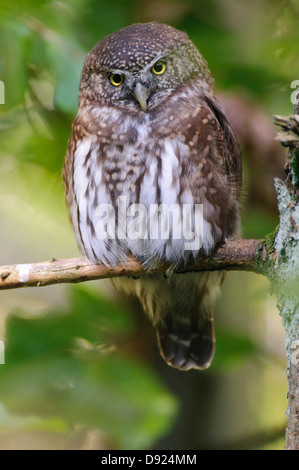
left=63, top=23, right=242, bottom=371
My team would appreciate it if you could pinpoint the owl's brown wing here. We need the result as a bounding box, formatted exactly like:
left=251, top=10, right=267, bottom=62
left=204, top=94, right=242, bottom=198
left=185, top=93, right=242, bottom=245
left=156, top=95, right=242, bottom=371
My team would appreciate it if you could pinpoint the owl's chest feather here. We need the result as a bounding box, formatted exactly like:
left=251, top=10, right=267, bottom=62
left=71, top=113, right=201, bottom=265
left=69, top=94, right=232, bottom=264
left=98, top=113, right=190, bottom=208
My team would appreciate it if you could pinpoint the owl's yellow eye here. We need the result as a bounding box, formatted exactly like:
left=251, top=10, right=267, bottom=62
left=109, top=74, right=124, bottom=86
left=151, top=60, right=167, bottom=75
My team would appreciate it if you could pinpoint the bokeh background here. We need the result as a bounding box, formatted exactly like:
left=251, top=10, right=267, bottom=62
left=0, top=0, right=297, bottom=450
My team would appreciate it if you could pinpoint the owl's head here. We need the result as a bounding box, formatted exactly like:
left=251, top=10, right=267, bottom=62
left=79, top=23, right=213, bottom=112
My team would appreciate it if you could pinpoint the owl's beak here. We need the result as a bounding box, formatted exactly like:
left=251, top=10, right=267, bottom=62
left=133, top=82, right=149, bottom=112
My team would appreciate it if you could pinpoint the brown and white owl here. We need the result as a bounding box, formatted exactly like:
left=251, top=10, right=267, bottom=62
left=63, top=22, right=242, bottom=371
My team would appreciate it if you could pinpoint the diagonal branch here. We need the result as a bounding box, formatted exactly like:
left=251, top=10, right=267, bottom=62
left=0, top=238, right=274, bottom=291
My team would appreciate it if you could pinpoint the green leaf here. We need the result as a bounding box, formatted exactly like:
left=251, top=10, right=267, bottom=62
left=0, top=285, right=177, bottom=449
left=212, top=330, right=257, bottom=371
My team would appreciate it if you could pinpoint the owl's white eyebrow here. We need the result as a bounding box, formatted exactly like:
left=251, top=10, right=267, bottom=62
left=100, top=68, right=131, bottom=77
left=99, top=56, right=169, bottom=75
left=147, top=56, right=168, bottom=69
left=139, top=56, right=169, bottom=75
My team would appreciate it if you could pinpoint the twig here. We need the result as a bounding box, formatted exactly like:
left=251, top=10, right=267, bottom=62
left=0, top=238, right=272, bottom=291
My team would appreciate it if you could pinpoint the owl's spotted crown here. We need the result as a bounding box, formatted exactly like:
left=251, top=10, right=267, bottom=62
left=79, top=22, right=214, bottom=109
left=85, top=22, right=192, bottom=72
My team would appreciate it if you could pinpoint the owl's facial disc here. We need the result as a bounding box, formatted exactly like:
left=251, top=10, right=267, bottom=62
left=133, top=82, right=150, bottom=112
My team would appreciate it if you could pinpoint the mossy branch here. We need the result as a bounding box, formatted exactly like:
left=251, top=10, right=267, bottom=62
left=273, top=114, right=299, bottom=190
left=273, top=106, right=299, bottom=450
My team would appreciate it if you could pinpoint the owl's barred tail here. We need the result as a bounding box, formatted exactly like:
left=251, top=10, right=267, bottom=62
left=156, top=309, right=215, bottom=371
left=115, top=272, right=221, bottom=371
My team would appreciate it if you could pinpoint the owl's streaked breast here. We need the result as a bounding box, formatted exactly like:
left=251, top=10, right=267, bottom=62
left=66, top=83, right=234, bottom=267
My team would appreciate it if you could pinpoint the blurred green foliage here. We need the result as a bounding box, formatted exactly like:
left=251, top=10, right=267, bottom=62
left=0, top=0, right=294, bottom=449
left=0, top=286, right=177, bottom=449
